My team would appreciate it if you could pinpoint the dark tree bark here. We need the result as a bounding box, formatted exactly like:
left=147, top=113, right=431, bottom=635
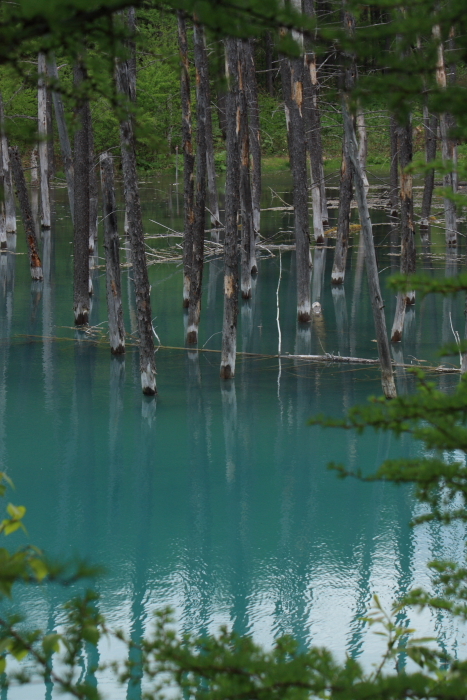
left=342, top=99, right=396, bottom=399
left=73, top=62, right=90, bottom=325
left=420, top=110, right=437, bottom=238
left=280, top=47, right=312, bottom=321
left=48, top=54, right=74, bottom=224
left=88, top=120, right=98, bottom=256
left=186, top=22, right=208, bottom=345
left=116, top=51, right=157, bottom=395
left=243, top=38, right=262, bottom=242
left=389, top=114, right=399, bottom=216
left=238, top=39, right=255, bottom=299
left=220, top=37, right=240, bottom=379
left=9, top=146, right=43, bottom=280
left=99, top=152, right=125, bottom=355
left=177, top=12, right=195, bottom=309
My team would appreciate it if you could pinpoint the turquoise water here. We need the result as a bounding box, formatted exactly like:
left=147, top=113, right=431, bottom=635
left=0, top=174, right=466, bottom=697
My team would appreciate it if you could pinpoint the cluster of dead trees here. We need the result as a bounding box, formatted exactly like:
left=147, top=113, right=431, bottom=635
left=0, top=5, right=459, bottom=401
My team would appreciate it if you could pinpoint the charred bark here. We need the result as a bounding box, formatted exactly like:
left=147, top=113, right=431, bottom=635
left=100, top=152, right=125, bottom=355
left=186, top=22, right=208, bottom=345
left=116, top=47, right=157, bottom=395
left=177, top=12, right=195, bottom=309
left=9, top=146, right=43, bottom=280
left=73, top=62, right=90, bottom=325
left=220, top=37, right=240, bottom=379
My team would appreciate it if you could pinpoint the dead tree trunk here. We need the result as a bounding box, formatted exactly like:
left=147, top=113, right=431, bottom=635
left=88, top=123, right=98, bottom=255
left=177, top=12, right=195, bottom=309
left=186, top=22, right=208, bottom=345
left=0, top=94, right=15, bottom=235
left=116, top=49, right=157, bottom=394
left=200, top=33, right=221, bottom=234
left=100, top=152, right=125, bottom=355
left=47, top=54, right=74, bottom=224
left=220, top=37, right=240, bottom=379
left=243, top=38, right=262, bottom=242
left=238, top=39, right=255, bottom=299
left=389, top=114, right=399, bottom=216
left=342, top=98, right=396, bottom=399
left=332, top=135, right=353, bottom=284
left=9, top=146, right=43, bottom=280
left=46, top=82, right=55, bottom=181
left=38, top=52, right=51, bottom=229
left=73, top=62, right=90, bottom=325
left=356, top=105, right=369, bottom=192
left=420, top=110, right=437, bottom=237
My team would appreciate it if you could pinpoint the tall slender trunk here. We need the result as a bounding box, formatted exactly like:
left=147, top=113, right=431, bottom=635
left=332, top=134, right=353, bottom=284
left=420, top=110, right=437, bottom=236
left=100, top=152, right=125, bottom=355
left=46, top=82, right=55, bottom=181
left=238, top=39, right=255, bottom=299
left=73, top=62, right=90, bottom=325
left=186, top=22, right=208, bottom=345
left=243, top=38, right=262, bottom=241
left=220, top=37, right=240, bottom=379
left=434, top=24, right=457, bottom=246
left=47, top=54, right=74, bottom=223
left=342, top=98, right=396, bottom=399
left=0, top=94, right=15, bottom=235
left=177, top=12, right=195, bottom=309
left=200, top=33, right=221, bottom=233
left=9, top=146, right=43, bottom=280
left=389, top=114, right=399, bottom=216
left=38, top=52, right=51, bottom=229
left=116, top=46, right=157, bottom=395
left=265, top=32, right=275, bottom=97
left=356, top=105, right=369, bottom=192
left=88, top=122, right=98, bottom=255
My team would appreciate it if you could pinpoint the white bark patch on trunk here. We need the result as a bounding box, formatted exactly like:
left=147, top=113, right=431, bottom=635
left=311, top=182, right=323, bottom=242
left=141, top=363, right=157, bottom=396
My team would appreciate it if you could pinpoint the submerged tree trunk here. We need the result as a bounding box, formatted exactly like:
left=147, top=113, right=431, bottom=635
left=100, top=152, right=125, bottom=355
left=0, top=94, right=15, bottom=235
left=48, top=54, right=74, bottom=224
left=116, top=49, right=157, bottom=395
left=220, top=37, right=240, bottom=379
left=186, top=22, right=208, bottom=345
left=389, top=114, right=399, bottom=216
left=38, top=52, right=51, bottom=229
left=420, top=110, right=437, bottom=237
left=244, top=38, right=262, bottom=241
left=342, top=98, right=396, bottom=399
left=73, top=62, right=90, bottom=325
left=9, top=146, right=43, bottom=280
left=177, top=12, right=195, bottom=309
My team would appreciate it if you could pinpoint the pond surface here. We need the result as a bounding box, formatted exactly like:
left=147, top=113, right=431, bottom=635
left=0, top=171, right=466, bottom=698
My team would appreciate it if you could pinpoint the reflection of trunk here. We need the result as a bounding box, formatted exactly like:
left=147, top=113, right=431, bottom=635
left=238, top=39, right=255, bottom=299
left=0, top=95, right=16, bottom=234
left=332, top=132, right=353, bottom=284
left=221, top=381, right=237, bottom=483
left=420, top=110, right=437, bottom=236
left=332, top=286, right=349, bottom=356
left=280, top=52, right=312, bottom=320
left=48, top=54, right=74, bottom=224
left=73, top=63, right=90, bottom=324
left=187, top=22, right=208, bottom=345
left=177, top=12, right=195, bottom=308
left=100, top=153, right=125, bottom=355
left=116, top=54, right=157, bottom=394
left=389, top=115, right=399, bottom=216
left=243, top=39, right=261, bottom=239
left=342, top=99, right=396, bottom=399
left=9, top=146, right=43, bottom=281
left=220, top=37, right=240, bottom=379
left=38, top=52, right=51, bottom=229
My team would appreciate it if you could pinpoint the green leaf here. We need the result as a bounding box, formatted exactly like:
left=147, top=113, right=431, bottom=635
left=29, top=558, right=48, bottom=582
left=6, top=504, right=25, bottom=520
left=42, top=634, right=60, bottom=656
left=0, top=657, right=6, bottom=674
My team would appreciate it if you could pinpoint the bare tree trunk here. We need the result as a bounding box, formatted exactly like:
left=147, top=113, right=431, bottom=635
left=100, top=152, right=125, bottom=355
left=399, top=121, right=416, bottom=303
left=332, top=134, right=353, bottom=284
left=389, top=114, right=399, bottom=216
left=342, top=98, right=396, bottom=399
left=88, top=123, right=98, bottom=255
left=220, top=37, right=240, bottom=379
left=47, top=54, right=74, bottom=224
left=38, top=52, right=51, bottom=229
left=73, top=62, right=90, bottom=325
left=243, top=38, right=262, bottom=241
left=9, top=146, right=43, bottom=280
left=200, top=32, right=221, bottom=234
left=46, top=82, right=55, bottom=181
left=186, top=22, right=208, bottom=345
left=265, top=32, right=275, bottom=97
left=238, top=39, right=255, bottom=299
left=356, top=104, right=369, bottom=192
left=420, top=110, right=437, bottom=237
left=116, top=49, right=157, bottom=395
left=0, top=94, right=15, bottom=234
left=177, top=12, right=195, bottom=309
left=434, top=25, right=457, bottom=246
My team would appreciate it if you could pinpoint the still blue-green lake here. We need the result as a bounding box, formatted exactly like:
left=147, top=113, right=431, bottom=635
left=0, top=172, right=466, bottom=698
